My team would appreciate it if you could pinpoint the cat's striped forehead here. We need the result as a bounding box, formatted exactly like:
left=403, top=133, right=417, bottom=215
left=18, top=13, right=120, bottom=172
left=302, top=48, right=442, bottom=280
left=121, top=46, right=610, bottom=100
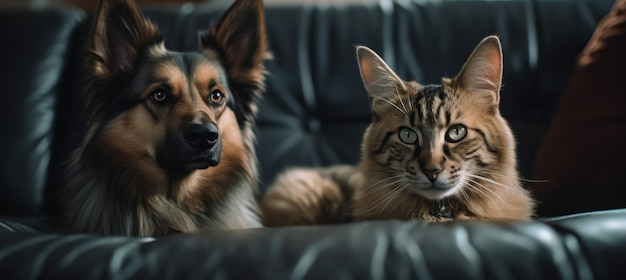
left=411, top=84, right=454, bottom=127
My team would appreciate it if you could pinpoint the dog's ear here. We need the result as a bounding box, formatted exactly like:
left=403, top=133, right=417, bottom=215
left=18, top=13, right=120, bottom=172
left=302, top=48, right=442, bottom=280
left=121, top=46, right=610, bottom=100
left=200, top=0, right=270, bottom=122
left=89, top=0, right=162, bottom=81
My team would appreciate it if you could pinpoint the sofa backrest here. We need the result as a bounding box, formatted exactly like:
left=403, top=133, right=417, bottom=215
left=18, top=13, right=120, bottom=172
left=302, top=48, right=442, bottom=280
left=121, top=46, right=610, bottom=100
left=0, top=8, right=85, bottom=217
left=0, top=0, right=614, bottom=218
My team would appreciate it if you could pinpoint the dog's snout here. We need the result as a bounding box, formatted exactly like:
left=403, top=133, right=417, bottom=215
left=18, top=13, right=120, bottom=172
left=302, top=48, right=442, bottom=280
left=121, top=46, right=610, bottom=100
left=183, top=122, right=219, bottom=150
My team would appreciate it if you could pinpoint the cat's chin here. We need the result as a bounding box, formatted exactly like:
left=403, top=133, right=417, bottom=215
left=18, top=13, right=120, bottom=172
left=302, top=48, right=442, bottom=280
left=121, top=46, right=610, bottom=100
left=414, top=185, right=459, bottom=200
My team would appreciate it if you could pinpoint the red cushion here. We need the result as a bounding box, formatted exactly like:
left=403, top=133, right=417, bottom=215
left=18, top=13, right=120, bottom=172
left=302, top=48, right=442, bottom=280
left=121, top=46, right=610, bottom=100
left=531, top=0, right=626, bottom=217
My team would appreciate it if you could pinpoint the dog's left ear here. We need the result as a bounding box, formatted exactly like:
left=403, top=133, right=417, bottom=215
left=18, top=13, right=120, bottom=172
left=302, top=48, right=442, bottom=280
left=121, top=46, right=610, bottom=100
left=89, top=0, right=163, bottom=81
left=200, top=0, right=270, bottom=121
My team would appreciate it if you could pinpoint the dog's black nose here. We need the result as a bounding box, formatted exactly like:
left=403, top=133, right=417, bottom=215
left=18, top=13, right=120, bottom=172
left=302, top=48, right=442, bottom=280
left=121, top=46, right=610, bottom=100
left=182, top=122, right=219, bottom=150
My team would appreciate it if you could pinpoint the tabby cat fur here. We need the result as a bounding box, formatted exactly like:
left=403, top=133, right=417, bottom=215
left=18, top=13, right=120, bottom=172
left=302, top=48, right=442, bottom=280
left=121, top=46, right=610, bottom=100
left=261, top=36, right=535, bottom=226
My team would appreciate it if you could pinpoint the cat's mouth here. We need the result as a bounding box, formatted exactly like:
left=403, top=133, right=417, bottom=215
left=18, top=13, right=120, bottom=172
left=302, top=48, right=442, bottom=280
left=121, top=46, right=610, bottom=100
left=402, top=171, right=463, bottom=200
left=414, top=183, right=459, bottom=200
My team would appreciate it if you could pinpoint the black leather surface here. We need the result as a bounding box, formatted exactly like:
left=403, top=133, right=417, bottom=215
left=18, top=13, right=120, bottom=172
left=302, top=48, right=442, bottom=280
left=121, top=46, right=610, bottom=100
left=0, top=209, right=625, bottom=279
left=0, top=8, right=85, bottom=216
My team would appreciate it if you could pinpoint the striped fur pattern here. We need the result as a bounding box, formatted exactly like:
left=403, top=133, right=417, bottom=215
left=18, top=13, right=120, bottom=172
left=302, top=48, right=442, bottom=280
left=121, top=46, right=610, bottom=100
left=59, top=0, right=269, bottom=236
left=261, top=36, right=535, bottom=226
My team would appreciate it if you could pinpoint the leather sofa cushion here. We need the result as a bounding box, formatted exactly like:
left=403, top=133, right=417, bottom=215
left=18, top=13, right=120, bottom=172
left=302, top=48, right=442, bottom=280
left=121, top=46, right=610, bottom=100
left=531, top=0, right=626, bottom=216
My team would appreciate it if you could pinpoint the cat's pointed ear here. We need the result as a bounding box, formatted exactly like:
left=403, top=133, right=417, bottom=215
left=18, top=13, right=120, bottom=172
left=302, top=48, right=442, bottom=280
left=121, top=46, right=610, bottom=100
left=89, top=0, right=163, bottom=81
left=357, top=46, right=406, bottom=112
left=454, top=35, right=503, bottom=104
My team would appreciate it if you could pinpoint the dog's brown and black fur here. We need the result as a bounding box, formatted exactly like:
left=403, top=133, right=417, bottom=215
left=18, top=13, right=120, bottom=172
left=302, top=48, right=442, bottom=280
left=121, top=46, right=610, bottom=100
left=60, top=0, right=269, bottom=236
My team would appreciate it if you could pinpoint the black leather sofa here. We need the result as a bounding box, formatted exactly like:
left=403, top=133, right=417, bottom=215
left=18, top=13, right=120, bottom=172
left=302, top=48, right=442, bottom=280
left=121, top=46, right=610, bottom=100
left=1, top=0, right=625, bottom=279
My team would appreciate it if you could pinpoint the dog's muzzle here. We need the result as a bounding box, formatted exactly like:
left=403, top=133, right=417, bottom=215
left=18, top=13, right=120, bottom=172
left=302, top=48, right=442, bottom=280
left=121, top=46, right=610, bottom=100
left=156, top=121, right=222, bottom=172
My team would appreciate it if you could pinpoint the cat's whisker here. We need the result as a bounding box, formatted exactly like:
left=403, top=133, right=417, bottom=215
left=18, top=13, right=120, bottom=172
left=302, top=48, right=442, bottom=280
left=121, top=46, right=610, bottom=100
left=373, top=96, right=407, bottom=116
left=361, top=176, right=405, bottom=191
left=455, top=184, right=471, bottom=204
left=458, top=191, right=473, bottom=208
left=365, top=181, right=406, bottom=205
left=465, top=178, right=498, bottom=197
left=463, top=178, right=502, bottom=205
left=464, top=173, right=528, bottom=195
left=467, top=169, right=549, bottom=184
left=377, top=183, right=408, bottom=214
left=349, top=176, right=405, bottom=202
left=354, top=178, right=410, bottom=216
left=394, top=83, right=409, bottom=115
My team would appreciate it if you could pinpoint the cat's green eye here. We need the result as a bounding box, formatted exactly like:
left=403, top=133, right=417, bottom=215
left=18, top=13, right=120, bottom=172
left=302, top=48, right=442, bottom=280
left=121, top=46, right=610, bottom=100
left=398, top=127, right=418, bottom=144
left=445, top=124, right=467, bottom=143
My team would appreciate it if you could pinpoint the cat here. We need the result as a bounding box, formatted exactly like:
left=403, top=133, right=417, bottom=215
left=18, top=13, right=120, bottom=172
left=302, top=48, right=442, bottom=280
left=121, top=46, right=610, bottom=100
left=260, top=36, right=536, bottom=226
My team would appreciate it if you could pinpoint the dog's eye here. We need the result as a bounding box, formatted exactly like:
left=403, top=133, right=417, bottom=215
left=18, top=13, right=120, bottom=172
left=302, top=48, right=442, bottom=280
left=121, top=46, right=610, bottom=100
left=209, top=90, right=224, bottom=105
left=151, top=89, right=169, bottom=103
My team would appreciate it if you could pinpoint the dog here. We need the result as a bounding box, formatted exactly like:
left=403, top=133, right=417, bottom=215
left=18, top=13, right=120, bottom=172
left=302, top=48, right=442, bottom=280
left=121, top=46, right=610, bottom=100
left=59, top=0, right=269, bottom=237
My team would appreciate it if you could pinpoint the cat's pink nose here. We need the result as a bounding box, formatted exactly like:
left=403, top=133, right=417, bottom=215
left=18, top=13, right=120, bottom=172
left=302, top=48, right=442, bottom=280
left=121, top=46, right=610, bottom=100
left=423, top=169, right=442, bottom=182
